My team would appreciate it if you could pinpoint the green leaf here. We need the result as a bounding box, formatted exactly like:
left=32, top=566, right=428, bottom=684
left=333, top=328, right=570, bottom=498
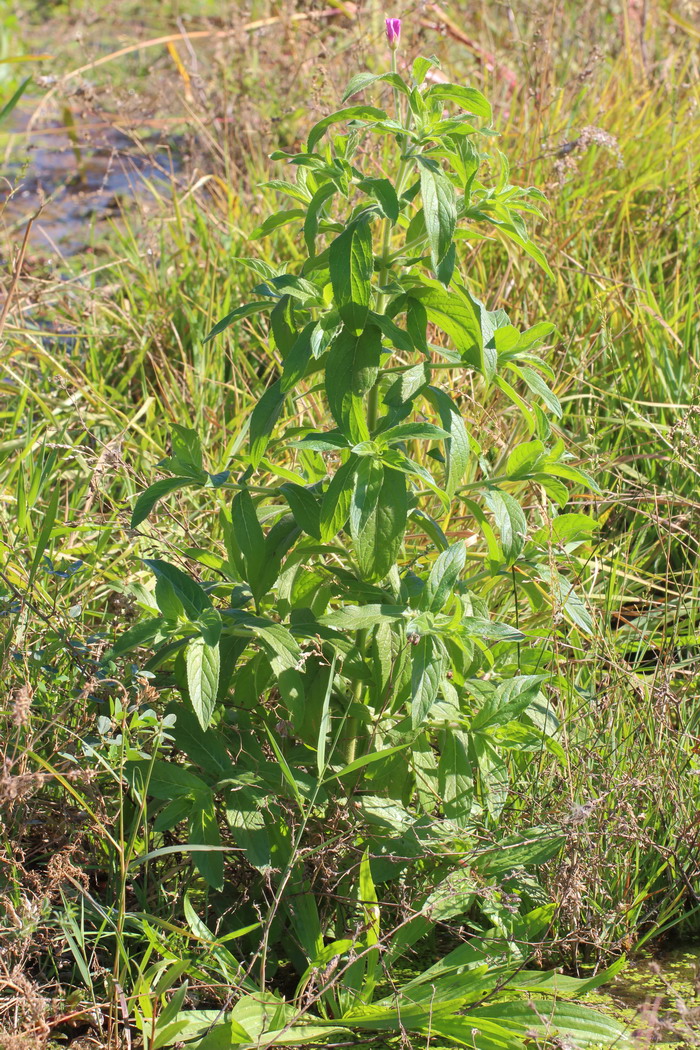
left=425, top=84, right=492, bottom=121
left=470, top=675, right=546, bottom=731
left=126, top=758, right=208, bottom=800
left=513, top=363, right=562, bottom=417
left=130, top=476, right=197, bottom=529
left=418, top=160, right=456, bottom=285
left=467, top=1001, right=628, bottom=1047
left=369, top=311, right=414, bottom=352
left=326, top=744, right=411, bottom=782
left=0, top=76, right=31, bottom=127
left=473, top=826, right=565, bottom=876
left=482, top=489, right=527, bottom=565
left=358, top=849, right=380, bottom=1001
left=28, top=483, right=60, bottom=585
left=492, top=218, right=554, bottom=278
left=411, top=635, right=444, bottom=729
left=437, top=728, right=473, bottom=826
left=377, top=422, right=449, bottom=446
left=473, top=733, right=509, bottom=821
left=329, top=216, right=373, bottom=333
left=280, top=483, right=321, bottom=539
left=410, top=281, right=482, bottom=369
left=538, top=565, right=594, bottom=634
left=257, top=514, right=301, bottom=598
left=412, top=56, right=440, bottom=85
left=358, top=177, right=400, bottom=221
left=249, top=381, right=285, bottom=468
left=171, top=425, right=204, bottom=472
left=507, top=957, right=627, bottom=997
left=109, top=615, right=164, bottom=659
left=460, top=616, right=523, bottom=642
left=188, top=793, right=224, bottom=890
left=422, top=541, right=465, bottom=613
left=251, top=208, right=305, bottom=239
left=495, top=374, right=535, bottom=428
left=145, top=560, right=211, bottom=618
left=155, top=574, right=185, bottom=620
left=350, top=456, right=384, bottom=536
left=320, top=455, right=357, bottom=541
left=231, top=489, right=266, bottom=589
left=351, top=464, right=407, bottom=582
left=325, top=326, right=381, bottom=442
left=198, top=606, right=223, bottom=647
left=319, top=604, right=405, bottom=630
left=343, top=71, right=409, bottom=102
left=280, top=322, right=316, bottom=393
left=423, top=386, right=472, bottom=496
left=187, top=637, right=220, bottom=730
left=303, top=182, right=337, bottom=256
left=204, top=301, right=273, bottom=343
left=307, top=105, right=387, bottom=152
left=315, top=653, right=337, bottom=775
left=259, top=178, right=310, bottom=204
left=506, top=439, right=546, bottom=478
left=532, top=512, right=598, bottom=547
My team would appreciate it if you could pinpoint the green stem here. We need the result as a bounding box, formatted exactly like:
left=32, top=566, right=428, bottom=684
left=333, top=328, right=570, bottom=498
left=368, top=54, right=413, bottom=433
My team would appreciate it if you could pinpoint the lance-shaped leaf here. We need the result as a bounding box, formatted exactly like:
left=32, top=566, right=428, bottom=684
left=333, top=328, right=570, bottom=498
left=325, top=326, right=381, bottom=443
left=131, top=477, right=199, bottom=528
left=307, top=105, right=387, bottom=152
left=424, top=386, right=473, bottom=496
left=188, top=791, right=224, bottom=889
left=483, top=488, right=527, bottom=565
left=280, top=483, right=321, bottom=539
left=249, top=381, right=285, bottom=467
left=376, top=422, right=449, bottom=447
left=145, top=559, right=211, bottom=618
left=437, top=728, right=473, bottom=826
left=343, top=71, right=409, bottom=102
left=411, top=634, right=444, bottom=729
left=424, top=84, right=492, bottom=121
left=251, top=208, right=306, bottom=240
left=281, top=322, right=317, bottom=393
left=358, top=177, right=400, bottom=222
left=231, top=489, right=266, bottom=590
left=203, top=301, right=273, bottom=343
left=320, top=455, right=357, bottom=541
left=186, top=636, right=220, bottom=730
left=329, top=216, right=373, bottom=333
left=410, top=281, right=482, bottom=371
left=350, top=462, right=407, bottom=582
left=304, top=182, right=337, bottom=256
left=421, top=541, right=466, bottom=613
left=417, top=158, right=456, bottom=286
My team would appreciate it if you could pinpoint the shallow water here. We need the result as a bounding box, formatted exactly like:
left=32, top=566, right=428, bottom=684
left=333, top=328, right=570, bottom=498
left=588, top=945, right=700, bottom=1046
left=1, top=102, right=180, bottom=257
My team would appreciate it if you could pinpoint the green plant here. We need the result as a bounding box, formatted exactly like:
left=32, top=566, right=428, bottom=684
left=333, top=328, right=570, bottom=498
left=107, top=20, right=630, bottom=1049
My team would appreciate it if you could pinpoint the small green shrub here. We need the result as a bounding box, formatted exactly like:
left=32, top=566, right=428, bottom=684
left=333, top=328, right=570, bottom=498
left=110, top=21, right=627, bottom=1050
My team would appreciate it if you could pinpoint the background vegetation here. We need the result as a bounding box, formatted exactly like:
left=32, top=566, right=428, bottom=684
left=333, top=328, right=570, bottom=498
left=1, top=0, right=698, bottom=1046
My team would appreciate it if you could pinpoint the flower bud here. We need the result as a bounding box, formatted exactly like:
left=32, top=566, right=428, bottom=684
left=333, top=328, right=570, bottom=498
left=385, top=17, right=401, bottom=51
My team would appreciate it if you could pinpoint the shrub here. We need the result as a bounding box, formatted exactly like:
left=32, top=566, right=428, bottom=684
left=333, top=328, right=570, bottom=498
left=112, top=21, right=626, bottom=1050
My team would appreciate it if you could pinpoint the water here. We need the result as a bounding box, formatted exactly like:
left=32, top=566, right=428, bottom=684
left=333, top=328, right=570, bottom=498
left=588, top=946, right=700, bottom=1046
left=1, top=102, right=181, bottom=257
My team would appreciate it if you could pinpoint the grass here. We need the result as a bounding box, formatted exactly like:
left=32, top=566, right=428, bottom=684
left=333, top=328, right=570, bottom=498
left=1, top=0, right=699, bottom=1045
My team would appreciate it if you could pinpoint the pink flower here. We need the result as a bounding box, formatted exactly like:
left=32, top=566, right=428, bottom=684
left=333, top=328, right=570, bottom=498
left=385, top=17, right=401, bottom=50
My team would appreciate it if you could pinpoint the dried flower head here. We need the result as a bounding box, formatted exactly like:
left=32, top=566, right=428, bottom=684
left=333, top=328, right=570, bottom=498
left=11, top=684, right=33, bottom=728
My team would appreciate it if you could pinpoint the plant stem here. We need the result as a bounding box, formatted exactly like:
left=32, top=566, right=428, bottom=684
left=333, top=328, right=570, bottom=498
left=368, top=52, right=413, bottom=433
